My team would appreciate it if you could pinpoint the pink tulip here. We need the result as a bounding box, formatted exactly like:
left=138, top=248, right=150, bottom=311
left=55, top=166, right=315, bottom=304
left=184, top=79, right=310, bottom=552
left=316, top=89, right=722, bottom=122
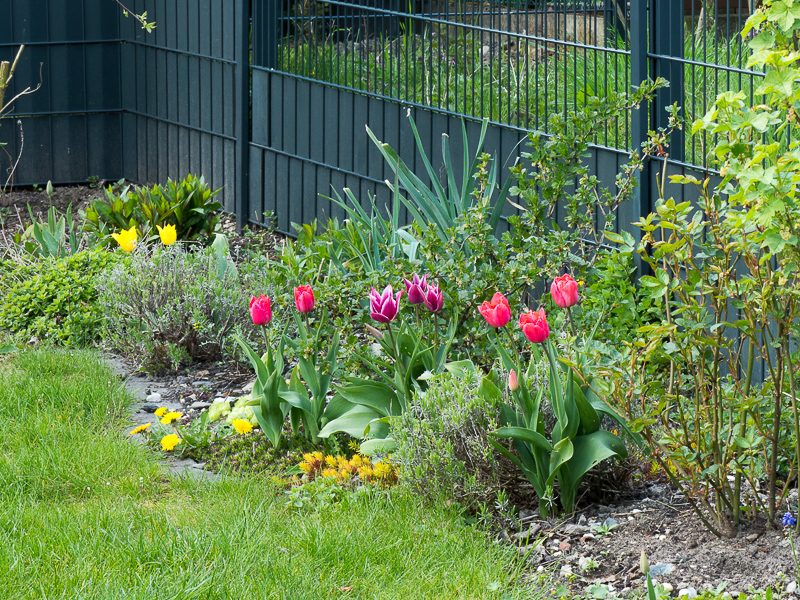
left=423, top=282, right=444, bottom=313
left=508, top=369, right=519, bottom=392
left=404, top=273, right=428, bottom=305
left=519, top=309, right=549, bottom=344
left=479, top=293, right=511, bottom=328
left=551, top=274, right=579, bottom=309
left=294, top=285, right=315, bottom=313
left=369, top=285, right=403, bottom=324
left=249, top=295, right=272, bottom=326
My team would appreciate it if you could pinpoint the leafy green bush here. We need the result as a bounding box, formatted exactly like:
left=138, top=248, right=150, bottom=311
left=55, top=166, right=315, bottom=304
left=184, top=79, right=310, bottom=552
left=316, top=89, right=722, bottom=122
left=393, top=369, right=518, bottom=512
left=97, top=240, right=273, bottom=370
left=0, top=249, right=122, bottom=345
left=83, top=174, right=221, bottom=246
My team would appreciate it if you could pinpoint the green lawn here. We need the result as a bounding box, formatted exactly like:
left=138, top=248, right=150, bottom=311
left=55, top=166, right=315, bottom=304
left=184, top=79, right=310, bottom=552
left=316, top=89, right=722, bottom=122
left=0, top=348, right=540, bottom=600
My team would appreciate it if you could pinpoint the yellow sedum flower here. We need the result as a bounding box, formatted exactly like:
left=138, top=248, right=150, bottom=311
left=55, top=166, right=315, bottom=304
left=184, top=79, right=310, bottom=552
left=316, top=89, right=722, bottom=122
left=154, top=407, right=168, bottom=417
left=161, top=434, right=181, bottom=451
left=129, top=423, right=151, bottom=435
left=231, top=418, right=253, bottom=435
left=156, top=223, right=177, bottom=246
left=111, top=226, right=137, bottom=252
left=160, top=411, right=183, bottom=425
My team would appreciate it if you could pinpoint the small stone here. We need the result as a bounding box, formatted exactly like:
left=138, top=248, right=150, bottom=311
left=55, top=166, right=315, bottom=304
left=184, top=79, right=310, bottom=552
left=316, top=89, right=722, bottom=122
left=603, top=517, right=618, bottom=528
left=140, top=403, right=160, bottom=413
left=177, top=376, right=189, bottom=384
left=519, top=509, right=538, bottom=521
left=559, top=540, right=571, bottom=551
left=678, top=588, right=698, bottom=599
left=786, top=582, right=797, bottom=595
left=628, top=516, right=634, bottom=521
left=658, top=535, right=667, bottom=540
left=580, top=533, right=596, bottom=543
left=578, top=515, right=587, bottom=525
left=649, top=563, right=676, bottom=577
left=578, top=556, right=593, bottom=571
left=746, top=533, right=760, bottom=543
left=663, top=583, right=674, bottom=593
left=564, top=524, right=591, bottom=536
left=560, top=565, right=573, bottom=577
left=193, top=380, right=213, bottom=388
left=189, top=401, right=211, bottom=409
left=145, top=392, right=162, bottom=403
left=631, top=509, right=642, bottom=514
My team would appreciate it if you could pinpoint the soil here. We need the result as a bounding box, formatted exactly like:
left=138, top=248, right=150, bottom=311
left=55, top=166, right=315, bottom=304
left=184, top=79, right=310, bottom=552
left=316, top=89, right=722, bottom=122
left=4, top=184, right=799, bottom=598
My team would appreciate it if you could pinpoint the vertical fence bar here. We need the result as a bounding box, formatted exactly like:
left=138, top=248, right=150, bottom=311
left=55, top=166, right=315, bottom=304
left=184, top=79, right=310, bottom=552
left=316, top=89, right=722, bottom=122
left=652, top=0, right=684, bottom=162
left=630, top=0, right=649, bottom=221
left=234, top=0, right=250, bottom=229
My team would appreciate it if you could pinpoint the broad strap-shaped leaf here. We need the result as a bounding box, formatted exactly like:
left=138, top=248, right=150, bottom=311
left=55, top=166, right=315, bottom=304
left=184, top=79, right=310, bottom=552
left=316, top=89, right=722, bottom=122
left=337, top=380, right=400, bottom=417
left=573, top=381, right=601, bottom=436
left=318, top=405, right=380, bottom=439
left=564, top=430, right=628, bottom=490
left=444, top=359, right=478, bottom=378
left=494, top=426, right=553, bottom=452
left=360, top=437, right=397, bottom=456
left=546, top=437, right=574, bottom=488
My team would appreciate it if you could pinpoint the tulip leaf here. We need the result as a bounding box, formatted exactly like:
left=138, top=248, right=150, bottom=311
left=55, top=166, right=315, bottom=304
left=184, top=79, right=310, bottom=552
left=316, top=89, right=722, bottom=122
left=494, top=426, right=553, bottom=452
left=566, top=430, right=628, bottom=486
left=573, top=383, right=601, bottom=435
left=546, top=437, right=574, bottom=488
left=359, top=437, right=397, bottom=456
left=318, top=405, right=380, bottom=439
left=338, top=381, right=400, bottom=417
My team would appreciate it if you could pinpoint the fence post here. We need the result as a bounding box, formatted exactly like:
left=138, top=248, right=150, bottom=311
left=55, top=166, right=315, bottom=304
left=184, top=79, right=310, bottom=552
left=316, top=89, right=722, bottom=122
left=630, top=0, right=650, bottom=225
left=234, top=0, right=251, bottom=231
left=651, top=0, right=684, bottom=162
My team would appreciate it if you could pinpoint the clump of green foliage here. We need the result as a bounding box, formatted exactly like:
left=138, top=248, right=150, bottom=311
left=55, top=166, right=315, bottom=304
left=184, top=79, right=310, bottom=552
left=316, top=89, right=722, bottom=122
left=97, top=241, right=274, bottom=371
left=393, top=369, right=518, bottom=512
left=82, top=174, right=222, bottom=246
left=0, top=249, right=122, bottom=345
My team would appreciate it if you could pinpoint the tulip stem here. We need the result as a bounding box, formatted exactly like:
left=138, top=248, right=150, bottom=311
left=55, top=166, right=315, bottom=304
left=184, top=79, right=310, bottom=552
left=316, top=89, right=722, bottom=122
left=566, top=306, right=577, bottom=338
left=261, top=325, right=269, bottom=353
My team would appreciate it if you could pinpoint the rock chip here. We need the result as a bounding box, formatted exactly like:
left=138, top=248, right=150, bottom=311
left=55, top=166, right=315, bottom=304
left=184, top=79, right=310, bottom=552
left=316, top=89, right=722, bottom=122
left=649, top=563, right=676, bottom=577
left=678, top=588, right=698, bottom=599
left=512, top=524, right=541, bottom=541
left=603, top=517, right=619, bottom=529
left=140, top=403, right=160, bottom=413
left=145, top=392, right=162, bottom=403
left=193, top=380, right=213, bottom=388
left=189, top=401, right=211, bottom=409
left=564, top=524, right=591, bottom=536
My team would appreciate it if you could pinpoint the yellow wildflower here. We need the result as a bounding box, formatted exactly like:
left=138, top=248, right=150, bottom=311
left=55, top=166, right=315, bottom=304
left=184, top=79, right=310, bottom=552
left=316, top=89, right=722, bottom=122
left=231, top=419, right=253, bottom=435
left=312, top=451, right=324, bottom=462
left=129, top=423, right=151, bottom=435
left=161, top=434, right=181, bottom=451
left=111, top=226, right=137, bottom=252
left=325, top=455, right=338, bottom=468
left=154, top=407, right=168, bottom=417
left=373, top=461, right=394, bottom=479
left=321, top=468, right=338, bottom=479
left=156, top=223, right=177, bottom=246
left=299, top=462, right=313, bottom=474
left=160, top=411, right=183, bottom=425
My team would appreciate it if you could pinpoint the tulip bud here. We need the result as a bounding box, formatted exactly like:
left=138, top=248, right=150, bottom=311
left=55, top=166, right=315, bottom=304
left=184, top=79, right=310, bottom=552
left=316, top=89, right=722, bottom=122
left=294, top=285, right=315, bottom=313
left=508, top=369, right=519, bottom=392
left=365, top=324, right=384, bottom=341
left=640, top=550, right=650, bottom=575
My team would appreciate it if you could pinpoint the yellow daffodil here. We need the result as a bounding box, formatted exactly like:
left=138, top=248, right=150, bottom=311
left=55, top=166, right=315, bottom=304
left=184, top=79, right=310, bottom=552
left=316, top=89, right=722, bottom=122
left=231, top=419, right=253, bottom=435
left=111, top=226, right=137, bottom=252
left=156, top=223, right=177, bottom=246
left=154, top=407, right=168, bottom=417
left=129, top=423, right=151, bottom=435
left=160, top=411, right=183, bottom=425
left=161, top=434, right=182, bottom=452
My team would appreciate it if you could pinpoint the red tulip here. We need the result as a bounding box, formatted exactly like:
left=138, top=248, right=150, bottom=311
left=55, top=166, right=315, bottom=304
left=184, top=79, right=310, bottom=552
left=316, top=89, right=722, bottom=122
left=479, top=293, right=511, bottom=328
left=369, top=285, right=403, bottom=324
left=249, top=295, right=272, bottom=326
left=519, top=309, right=549, bottom=344
left=551, top=274, right=579, bottom=309
left=404, top=273, right=428, bottom=305
left=294, top=285, right=315, bottom=313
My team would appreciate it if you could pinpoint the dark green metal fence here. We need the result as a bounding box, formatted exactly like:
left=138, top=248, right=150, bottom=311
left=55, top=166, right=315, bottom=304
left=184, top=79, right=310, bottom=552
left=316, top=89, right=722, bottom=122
left=1, top=0, right=763, bottom=235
